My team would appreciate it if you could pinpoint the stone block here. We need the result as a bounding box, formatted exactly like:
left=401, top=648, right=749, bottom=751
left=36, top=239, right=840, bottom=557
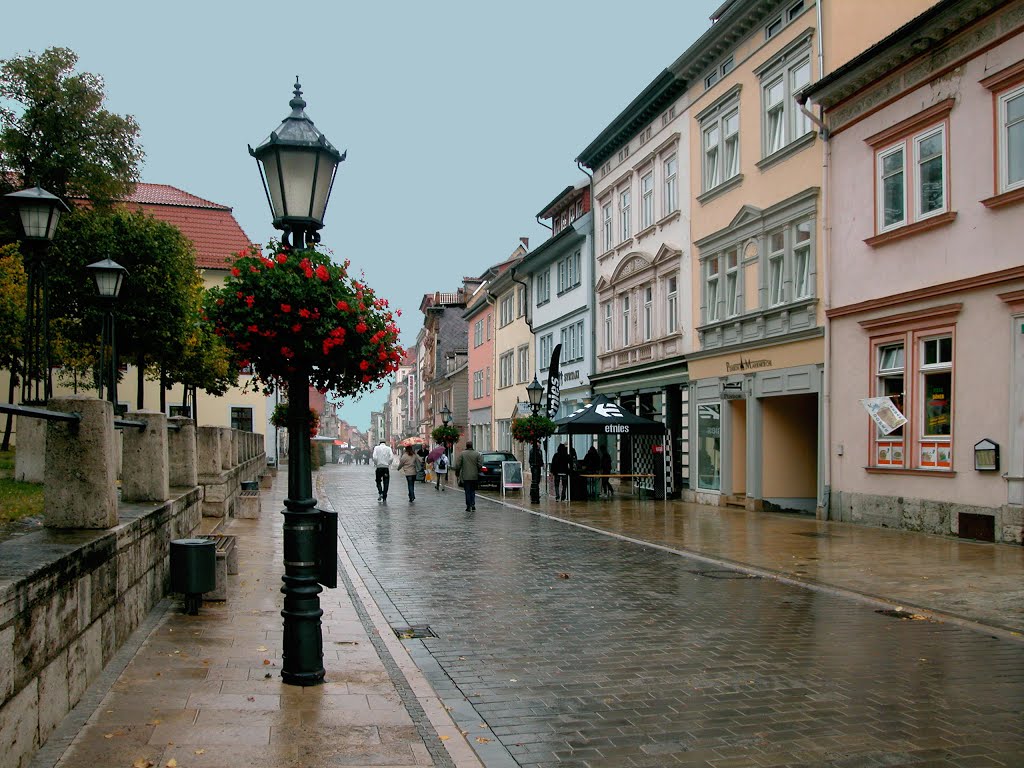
left=0, top=681, right=38, bottom=768
left=44, top=397, right=117, bottom=529
left=122, top=410, right=169, bottom=502
left=0, top=625, right=13, bottom=702
left=168, top=418, right=198, bottom=487
left=68, top=620, right=103, bottom=708
left=15, top=580, right=78, bottom=690
left=37, top=651, right=69, bottom=739
left=100, top=612, right=116, bottom=666
left=236, top=490, right=261, bottom=519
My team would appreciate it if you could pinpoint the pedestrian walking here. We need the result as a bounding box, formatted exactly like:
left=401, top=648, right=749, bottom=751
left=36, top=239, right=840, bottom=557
left=371, top=440, right=394, bottom=502
left=582, top=445, right=601, bottom=499
left=551, top=444, right=570, bottom=501
left=599, top=445, right=614, bottom=497
left=396, top=445, right=418, bottom=503
left=434, top=451, right=449, bottom=491
left=416, top=445, right=428, bottom=482
left=453, top=441, right=482, bottom=511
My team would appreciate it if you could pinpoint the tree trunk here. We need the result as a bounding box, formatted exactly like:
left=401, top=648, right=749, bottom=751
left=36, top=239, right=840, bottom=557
left=136, top=351, right=145, bottom=409
left=159, top=364, right=166, bottom=412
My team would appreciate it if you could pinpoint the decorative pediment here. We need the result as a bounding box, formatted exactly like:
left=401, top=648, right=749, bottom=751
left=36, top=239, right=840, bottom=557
left=610, top=252, right=654, bottom=283
left=595, top=276, right=611, bottom=294
left=654, top=243, right=682, bottom=265
left=729, top=205, right=764, bottom=229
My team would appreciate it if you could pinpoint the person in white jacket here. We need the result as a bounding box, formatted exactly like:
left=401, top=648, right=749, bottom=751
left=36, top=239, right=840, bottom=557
left=371, top=441, right=395, bottom=502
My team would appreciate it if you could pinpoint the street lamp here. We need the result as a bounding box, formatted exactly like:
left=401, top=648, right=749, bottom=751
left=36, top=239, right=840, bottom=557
left=4, top=186, right=70, bottom=404
left=440, top=404, right=452, bottom=425
left=87, top=258, right=128, bottom=406
left=252, top=80, right=345, bottom=687
left=249, top=79, right=346, bottom=249
left=526, top=375, right=543, bottom=504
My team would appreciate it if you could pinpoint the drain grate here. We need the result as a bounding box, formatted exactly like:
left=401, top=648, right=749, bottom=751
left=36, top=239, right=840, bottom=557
left=689, top=569, right=760, bottom=580
left=875, top=609, right=928, bottom=621
left=393, top=624, right=437, bottom=639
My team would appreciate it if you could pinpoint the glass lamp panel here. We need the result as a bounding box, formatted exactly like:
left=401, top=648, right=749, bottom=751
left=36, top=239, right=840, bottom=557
left=276, top=148, right=318, bottom=220
left=310, top=152, right=338, bottom=224
left=18, top=204, right=60, bottom=239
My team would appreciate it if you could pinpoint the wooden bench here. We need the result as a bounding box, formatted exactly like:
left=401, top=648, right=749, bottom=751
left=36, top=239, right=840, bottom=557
left=199, top=533, right=238, bottom=601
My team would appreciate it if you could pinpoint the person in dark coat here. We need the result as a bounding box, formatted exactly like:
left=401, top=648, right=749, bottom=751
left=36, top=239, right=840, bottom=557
left=582, top=445, right=601, bottom=498
left=550, top=444, right=570, bottom=501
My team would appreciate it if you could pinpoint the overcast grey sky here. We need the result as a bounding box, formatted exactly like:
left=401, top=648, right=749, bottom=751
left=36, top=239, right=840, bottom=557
left=5, top=0, right=720, bottom=429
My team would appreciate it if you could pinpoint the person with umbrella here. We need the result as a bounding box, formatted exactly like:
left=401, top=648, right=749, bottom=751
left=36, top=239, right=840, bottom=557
left=427, top=444, right=449, bottom=491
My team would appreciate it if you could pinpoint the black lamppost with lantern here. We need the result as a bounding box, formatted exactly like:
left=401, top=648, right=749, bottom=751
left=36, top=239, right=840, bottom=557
left=4, top=186, right=70, bottom=405
left=86, top=258, right=128, bottom=406
left=250, top=80, right=345, bottom=687
left=526, top=375, right=543, bottom=504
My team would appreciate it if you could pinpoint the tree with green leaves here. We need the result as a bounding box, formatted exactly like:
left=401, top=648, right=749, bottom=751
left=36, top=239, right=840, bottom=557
left=46, top=207, right=222, bottom=407
left=0, top=47, right=143, bottom=205
left=0, top=243, right=26, bottom=450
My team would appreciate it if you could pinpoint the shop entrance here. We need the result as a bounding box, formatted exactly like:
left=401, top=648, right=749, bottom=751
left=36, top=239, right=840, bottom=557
left=761, top=393, right=818, bottom=513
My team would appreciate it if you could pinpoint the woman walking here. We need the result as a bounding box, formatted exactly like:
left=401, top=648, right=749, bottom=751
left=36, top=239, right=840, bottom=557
left=434, top=451, right=449, bottom=490
left=397, top=445, right=418, bottom=503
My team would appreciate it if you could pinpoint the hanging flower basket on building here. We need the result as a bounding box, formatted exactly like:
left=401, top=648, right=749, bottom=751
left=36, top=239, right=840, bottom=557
left=431, top=424, right=460, bottom=447
left=204, top=242, right=403, bottom=396
left=510, top=415, right=557, bottom=443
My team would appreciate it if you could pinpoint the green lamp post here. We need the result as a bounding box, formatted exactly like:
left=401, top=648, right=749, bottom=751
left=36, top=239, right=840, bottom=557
left=526, top=375, right=544, bottom=504
left=250, top=80, right=345, bottom=686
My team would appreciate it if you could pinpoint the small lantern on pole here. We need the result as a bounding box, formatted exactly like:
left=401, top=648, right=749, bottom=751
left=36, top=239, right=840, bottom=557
left=87, top=258, right=128, bottom=405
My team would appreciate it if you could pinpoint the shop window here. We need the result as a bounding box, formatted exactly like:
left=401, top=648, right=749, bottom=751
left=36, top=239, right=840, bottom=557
left=697, top=403, right=721, bottom=490
left=230, top=406, right=253, bottom=433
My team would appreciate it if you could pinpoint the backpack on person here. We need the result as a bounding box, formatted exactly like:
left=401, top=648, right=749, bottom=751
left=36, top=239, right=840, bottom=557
left=437, top=455, right=448, bottom=472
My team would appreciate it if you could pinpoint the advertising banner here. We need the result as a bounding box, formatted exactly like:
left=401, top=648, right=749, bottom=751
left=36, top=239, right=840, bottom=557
left=545, top=343, right=562, bottom=418
left=859, top=396, right=907, bottom=435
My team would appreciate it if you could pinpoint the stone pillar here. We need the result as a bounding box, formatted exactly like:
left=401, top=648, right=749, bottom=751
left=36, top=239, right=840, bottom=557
left=14, top=413, right=46, bottom=483
left=196, top=426, right=222, bottom=477
left=168, top=418, right=198, bottom=487
left=218, top=427, right=233, bottom=470
left=121, top=410, right=169, bottom=502
left=45, top=397, right=117, bottom=528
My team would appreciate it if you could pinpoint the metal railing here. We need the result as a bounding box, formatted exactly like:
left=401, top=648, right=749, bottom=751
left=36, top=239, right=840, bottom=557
left=1, top=403, right=179, bottom=431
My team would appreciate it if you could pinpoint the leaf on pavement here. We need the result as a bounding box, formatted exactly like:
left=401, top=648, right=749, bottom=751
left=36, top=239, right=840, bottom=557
left=166, top=760, right=178, bottom=768
left=557, top=572, right=570, bottom=579
left=132, top=760, right=154, bottom=768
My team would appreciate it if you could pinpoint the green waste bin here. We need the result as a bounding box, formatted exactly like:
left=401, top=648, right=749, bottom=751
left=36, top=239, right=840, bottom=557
left=170, top=538, right=216, bottom=615
left=240, top=480, right=259, bottom=491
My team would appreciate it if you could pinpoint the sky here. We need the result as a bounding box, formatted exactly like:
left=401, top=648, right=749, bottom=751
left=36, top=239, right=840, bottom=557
left=4, top=0, right=721, bottom=430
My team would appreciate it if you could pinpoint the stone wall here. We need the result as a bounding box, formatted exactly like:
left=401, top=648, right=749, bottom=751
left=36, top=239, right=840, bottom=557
left=829, top=490, right=1024, bottom=545
left=0, top=488, right=202, bottom=768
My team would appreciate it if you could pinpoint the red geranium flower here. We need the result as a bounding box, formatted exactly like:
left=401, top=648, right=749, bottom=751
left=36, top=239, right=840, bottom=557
left=280, top=304, right=291, bottom=313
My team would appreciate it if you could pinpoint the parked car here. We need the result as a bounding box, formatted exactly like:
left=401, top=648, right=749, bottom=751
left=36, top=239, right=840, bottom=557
left=477, top=451, right=517, bottom=488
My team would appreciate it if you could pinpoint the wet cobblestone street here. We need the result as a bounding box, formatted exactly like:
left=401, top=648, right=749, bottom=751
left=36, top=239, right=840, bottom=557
left=322, top=466, right=1024, bottom=767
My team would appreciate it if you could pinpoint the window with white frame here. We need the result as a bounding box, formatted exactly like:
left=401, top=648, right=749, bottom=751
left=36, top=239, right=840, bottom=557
left=499, top=294, right=514, bottom=327
left=702, top=106, right=739, bottom=192
left=762, top=54, right=811, bottom=157
left=535, top=270, right=551, bottom=306
left=539, top=333, right=552, bottom=368
left=663, top=155, right=677, bottom=215
left=517, top=344, right=529, bottom=383
left=516, top=285, right=527, bottom=318
left=666, top=276, right=678, bottom=334
left=705, top=256, right=720, bottom=322
left=473, top=319, right=483, bottom=347
left=230, top=406, right=253, bottom=432
left=640, top=171, right=655, bottom=229
left=998, top=83, right=1024, bottom=193
left=643, top=286, right=653, bottom=341
left=793, top=220, right=812, bottom=298
left=561, top=322, right=584, bottom=363
left=557, top=250, right=581, bottom=294
left=498, top=350, right=514, bottom=388
left=486, top=365, right=491, bottom=393
left=486, top=314, right=492, bottom=339
left=765, top=15, right=783, bottom=39
left=602, top=201, right=613, bottom=252
left=767, top=231, right=785, bottom=306
left=622, top=293, right=631, bottom=345
left=725, top=249, right=740, bottom=317
left=603, top=303, right=613, bottom=351
left=473, top=370, right=484, bottom=399
left=875, top=122, right=947, bottom=233
left=619, top=187, right=631, bottom=241
left=919, top=336, right=953, bottom=469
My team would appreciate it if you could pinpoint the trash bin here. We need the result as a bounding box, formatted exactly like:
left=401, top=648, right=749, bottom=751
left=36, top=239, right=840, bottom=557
left=240, top=480, right=259, bottom=491
left=170, top=538, right=216, bottom=615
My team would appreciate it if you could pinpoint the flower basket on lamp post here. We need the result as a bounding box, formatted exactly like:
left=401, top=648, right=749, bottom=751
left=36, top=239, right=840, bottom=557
left=430, top=423, right=460, bottom=448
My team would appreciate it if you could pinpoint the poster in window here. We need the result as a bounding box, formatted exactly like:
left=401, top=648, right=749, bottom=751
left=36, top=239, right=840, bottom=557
left=860, top=396, right=907, bottom=435
left=924, top=376, right=951, bottom=435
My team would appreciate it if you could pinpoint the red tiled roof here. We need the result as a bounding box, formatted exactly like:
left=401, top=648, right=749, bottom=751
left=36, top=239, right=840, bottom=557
left=120, top=183, right=253, bottom=270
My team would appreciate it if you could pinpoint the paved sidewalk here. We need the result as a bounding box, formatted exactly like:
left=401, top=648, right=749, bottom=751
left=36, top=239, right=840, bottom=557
left=37, top=469, right=481, bottom=768
left=487, top=484, right=1024, bottom=638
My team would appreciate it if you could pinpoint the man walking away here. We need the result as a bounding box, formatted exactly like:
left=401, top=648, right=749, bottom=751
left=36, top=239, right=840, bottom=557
left=454, top=441, right=482, bottom=512
left=371, top=440, right=394, bottom=502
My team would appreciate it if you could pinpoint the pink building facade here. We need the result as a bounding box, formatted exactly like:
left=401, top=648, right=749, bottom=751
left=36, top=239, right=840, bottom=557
left=465, top=276, right=495, bottom=451
left=806, top=0, right=1024, bottom=542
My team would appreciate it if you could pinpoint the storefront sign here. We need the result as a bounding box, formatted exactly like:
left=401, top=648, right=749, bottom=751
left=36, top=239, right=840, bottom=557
left=561, top=370, right=581, bottom=382
left=725, top=357, right=773, bottom=373
left=720, top=382, right=744, bottom=400
left=859, top=396, right=907, bottom=435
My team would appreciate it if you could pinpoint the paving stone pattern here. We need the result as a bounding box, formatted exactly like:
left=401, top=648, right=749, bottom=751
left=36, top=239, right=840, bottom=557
left=325, top=466, right=1024, bottom=768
